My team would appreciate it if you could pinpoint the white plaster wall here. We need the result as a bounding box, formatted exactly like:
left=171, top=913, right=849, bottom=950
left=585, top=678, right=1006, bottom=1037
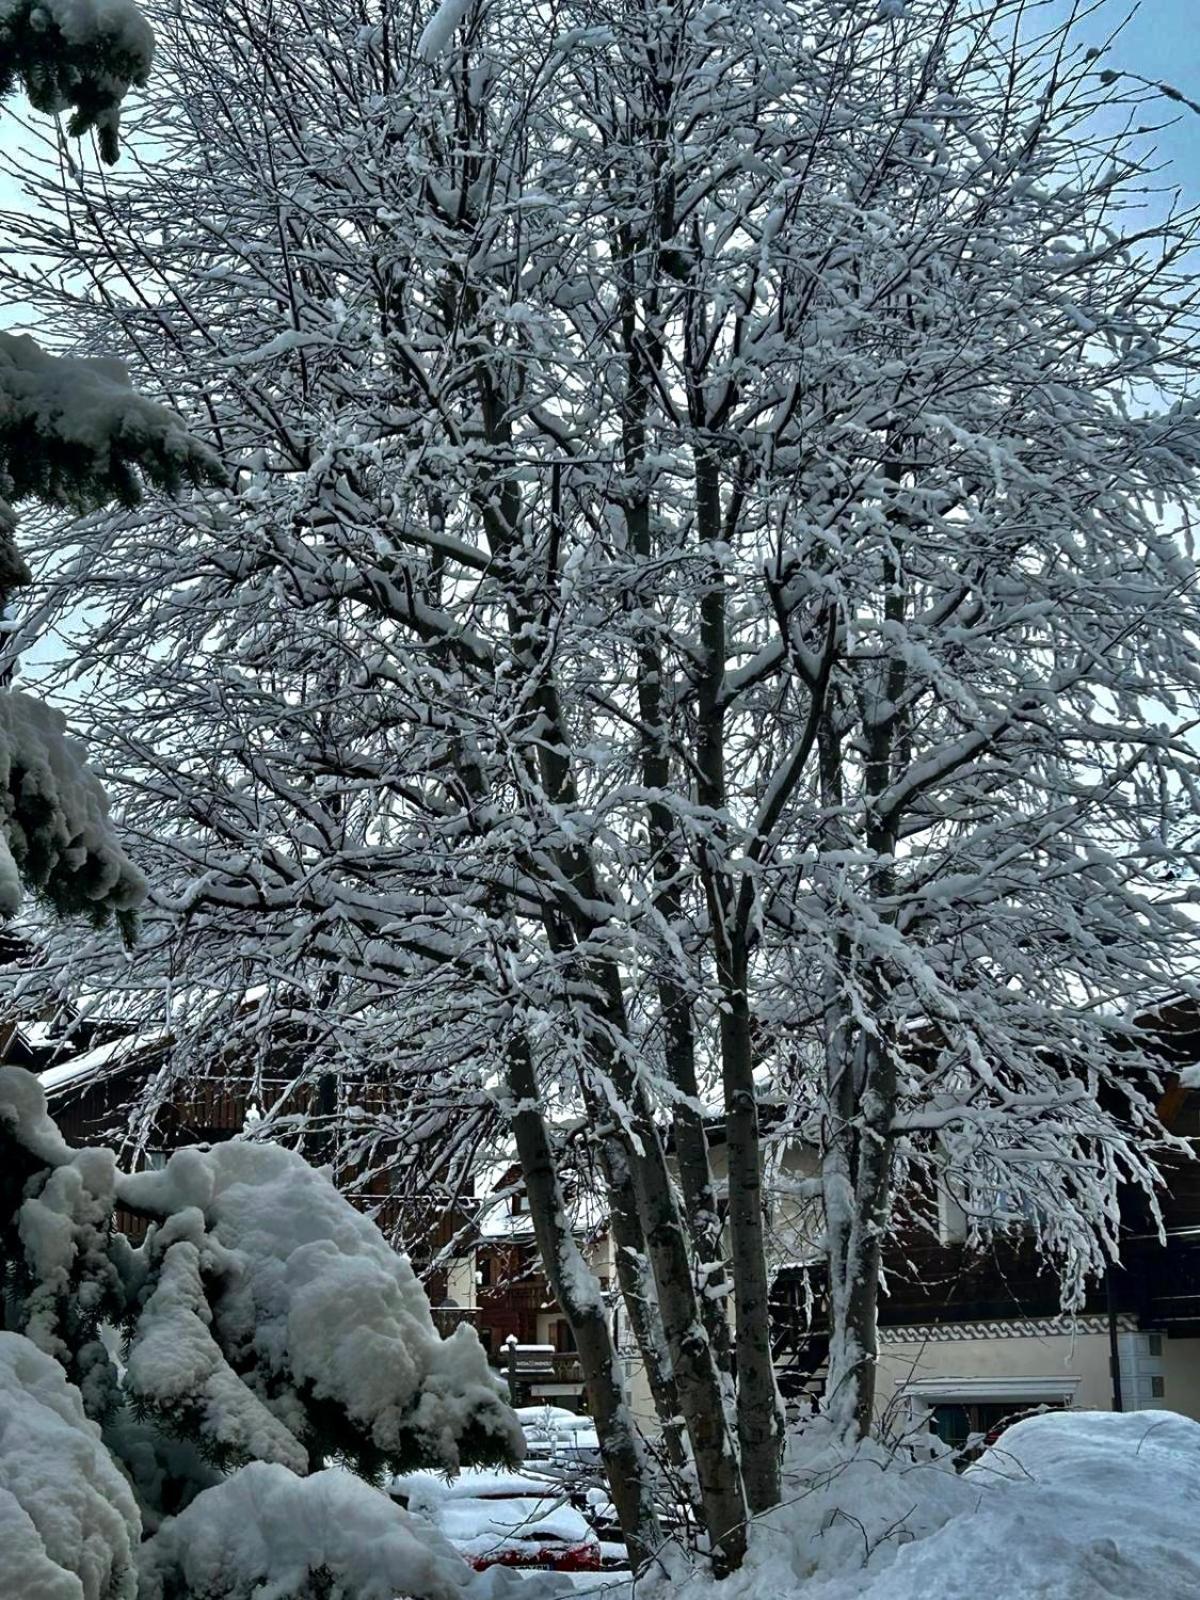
left=876, top=1328, right=1115, bottom=1417
left=445, top=1255, right=477, bottom=1311
left=620, top=1350, right=659, bottom=1433
left=1161, top=1337, right=1200, bottom=1421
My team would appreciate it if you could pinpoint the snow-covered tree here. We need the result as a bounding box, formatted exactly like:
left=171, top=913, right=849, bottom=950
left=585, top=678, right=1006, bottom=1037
left=4, top=0, right=1200, bottom=1570
left=0, top=1064, right=523, bottom=1597
left=0, top=0, right=222, bottom=930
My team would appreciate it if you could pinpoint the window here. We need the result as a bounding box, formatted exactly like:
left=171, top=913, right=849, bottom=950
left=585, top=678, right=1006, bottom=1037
left=931, top=1400, right=1063, bottom=1452
left=554, top=1318, right=577, bottom=1355
left=1148, top=1334, right=1164, bottom=1357
left=1152, top=1375, right=1166, bottom=1398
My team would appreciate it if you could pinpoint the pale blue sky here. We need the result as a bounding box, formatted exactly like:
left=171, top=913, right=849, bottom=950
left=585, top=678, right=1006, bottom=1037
left=1069, top=0, right=1200, bottom=194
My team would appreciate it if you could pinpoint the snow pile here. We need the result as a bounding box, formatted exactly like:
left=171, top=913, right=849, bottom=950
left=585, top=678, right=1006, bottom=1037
left=657, top=1410, right=1200, bottom=1600
left=751, top=1415, right=974, bottom=1588
left=0, top=0, right=153, bottom=161
left=0, top=1332, right=141, bottom=1600
left=120, top=1140, right=523, bottom=1472
left=137, top=1463, right=476, bottom=1600
left=0, top=689, right=147, bottom=924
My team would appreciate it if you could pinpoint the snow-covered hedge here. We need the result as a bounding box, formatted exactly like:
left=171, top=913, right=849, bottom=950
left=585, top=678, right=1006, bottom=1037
left=0, top=1066, right=522, bottom=1600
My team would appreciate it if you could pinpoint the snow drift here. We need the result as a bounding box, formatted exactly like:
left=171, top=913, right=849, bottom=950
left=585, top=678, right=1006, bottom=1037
left=667, top=1409, right=1200, bottom=1600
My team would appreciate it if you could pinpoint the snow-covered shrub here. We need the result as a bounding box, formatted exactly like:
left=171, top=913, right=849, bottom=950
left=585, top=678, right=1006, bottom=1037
left=136, top=1464, right=476, bottom=1600
left=0, top=1331, right=141, bottom=1600
left=0, top=1067, right=522, bottom=1598
left=118, top=1139, right=523, bottom=1476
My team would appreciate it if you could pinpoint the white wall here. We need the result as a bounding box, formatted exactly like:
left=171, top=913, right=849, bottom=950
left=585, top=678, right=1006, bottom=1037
left=879, top=1327, right=1114, bottom=1419
left=445, top=1255, right=477, bottom=1311
left=1161, top=1337, right=1200, bottom=1420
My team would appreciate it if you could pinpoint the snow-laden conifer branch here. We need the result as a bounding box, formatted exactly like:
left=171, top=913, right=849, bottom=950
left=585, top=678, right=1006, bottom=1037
left=0, top=0, right=153, bottom=162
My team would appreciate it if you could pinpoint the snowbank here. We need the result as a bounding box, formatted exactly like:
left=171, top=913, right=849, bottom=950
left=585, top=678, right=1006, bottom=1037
left=0, top=1332, right=140, bottom=1600
left=661, top=1410, right=1200, bottom=1600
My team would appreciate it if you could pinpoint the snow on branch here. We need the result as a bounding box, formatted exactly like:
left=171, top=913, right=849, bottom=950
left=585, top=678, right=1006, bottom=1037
left=0, top=1331, right=141, bottom=1600
left=0, top=333, right=224, bottom=544
left=0, top=0, right=154, bottom=162
left=0, top=689, right=146, bottom=925
left=417, top=0, right=474, bottom=63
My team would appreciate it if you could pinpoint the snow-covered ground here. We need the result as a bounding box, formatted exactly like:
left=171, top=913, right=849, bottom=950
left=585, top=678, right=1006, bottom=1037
left=400, top=1409, right=1200, bottom=1600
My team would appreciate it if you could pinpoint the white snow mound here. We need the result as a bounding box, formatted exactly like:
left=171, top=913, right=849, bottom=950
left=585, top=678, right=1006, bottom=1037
left=676, top=1409, right=1200, bottom=1600
left=0, top=1332, right=141, bottom=1600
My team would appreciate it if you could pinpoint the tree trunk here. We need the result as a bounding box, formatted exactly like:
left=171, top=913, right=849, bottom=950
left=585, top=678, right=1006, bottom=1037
left=504, top=1035, right=665, bottom=1571
left=692, top=439, right=783, bottom=1513
left=718, top=940, right=784, bottom=1510
left=587, top=963, right=749, bottom=1570
left=821, top=1027, right=895, bottom=1438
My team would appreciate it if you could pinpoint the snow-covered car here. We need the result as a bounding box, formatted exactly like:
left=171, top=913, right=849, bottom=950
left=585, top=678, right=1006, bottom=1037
left=389, top=1467, right=601, bottom=1573
left=516, top=1405, right=602, bottom=1471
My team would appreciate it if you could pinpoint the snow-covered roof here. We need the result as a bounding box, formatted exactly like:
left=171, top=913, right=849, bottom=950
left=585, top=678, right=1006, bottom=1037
left=38, top=1030, right=166, bottom=1096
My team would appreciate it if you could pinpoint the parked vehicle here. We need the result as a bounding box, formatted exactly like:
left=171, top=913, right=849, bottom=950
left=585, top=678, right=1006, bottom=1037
left=389, top=1468, right=601, bottom=1573
left=515, top=1404, right=602, bottom=1471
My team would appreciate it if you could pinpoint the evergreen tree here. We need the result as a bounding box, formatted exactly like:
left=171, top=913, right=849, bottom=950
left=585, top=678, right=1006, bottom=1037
left=0, top=0, right=222, bottom=929
left=0, top=1065, right=522, bottom=1598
